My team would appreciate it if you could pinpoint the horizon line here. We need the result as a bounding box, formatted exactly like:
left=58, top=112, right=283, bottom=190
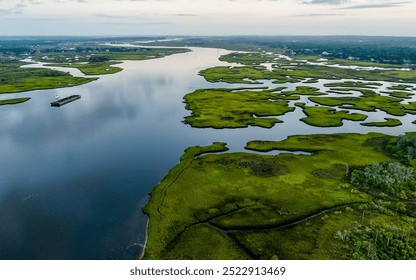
left=0, top=34, right=416, bottom=38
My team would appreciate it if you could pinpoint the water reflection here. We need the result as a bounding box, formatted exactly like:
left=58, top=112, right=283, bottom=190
left=0, top=47, right=236, bottom=259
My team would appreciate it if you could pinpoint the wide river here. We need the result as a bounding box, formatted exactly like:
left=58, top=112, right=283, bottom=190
left=0, top=46, right=415, bottom=259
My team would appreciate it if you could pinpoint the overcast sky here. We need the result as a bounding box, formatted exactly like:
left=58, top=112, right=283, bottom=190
left=0, top=0, right=415, bottom=36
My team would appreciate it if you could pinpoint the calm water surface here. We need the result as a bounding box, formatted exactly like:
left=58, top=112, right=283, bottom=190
left=1, top=47, right=415, bottom=259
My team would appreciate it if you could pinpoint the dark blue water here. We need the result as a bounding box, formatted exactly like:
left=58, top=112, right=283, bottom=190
left=0, top=47, right=237, bottom=259
left=1, top=46, right=415, bottom=259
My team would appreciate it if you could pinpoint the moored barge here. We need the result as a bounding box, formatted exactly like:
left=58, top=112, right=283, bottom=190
left=50, top=95, right=81, bottom=107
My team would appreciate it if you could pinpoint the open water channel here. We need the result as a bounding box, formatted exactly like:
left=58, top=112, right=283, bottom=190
left=0, top=45, right=415, bottom=259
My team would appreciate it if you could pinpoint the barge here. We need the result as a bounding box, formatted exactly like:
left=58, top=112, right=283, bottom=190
left=50, top=95, right=81, bottom=107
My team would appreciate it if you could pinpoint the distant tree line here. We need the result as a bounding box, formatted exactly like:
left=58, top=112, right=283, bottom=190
left=257, top=36, right=416, bottom=65
left=173, top=36, right=416, bottom=66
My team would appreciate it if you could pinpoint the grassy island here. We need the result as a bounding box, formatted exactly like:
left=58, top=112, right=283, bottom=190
left=200, top=64, right=416, bottom=85
left=184, top=52, right=416, bottom=131
left=49, top=61, right=123, bottom=75
left=324, top=81, right=383, bottom=89
left=184, top=88, right=295, bottom=128
left=282, top=86, right=326, bottom=96
left=385, top=91, right=414, bottom=99
left=219, top=52, right=280, bottom=66
left=42, top=48, right=189, bottom=76
left=0, top=97, right=31, bottom=106
left=309, top=95, right=416, bottom=116
left=144, top=133, right=416, bottom=259
left=361, top=118, right=402, bottom=127
left=295, top=102, right=368, bottom=127
left=388, top=84, right=414, bottom=91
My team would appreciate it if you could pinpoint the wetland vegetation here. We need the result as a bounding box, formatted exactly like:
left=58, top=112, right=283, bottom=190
left=200, top=63, right=416, bottom=85
left=309, top=95, right=416, bottom=117
left=295, top=102, right=368, bottom=127
left=49, top=61, right=123, bottom=75
left=140, top=36, right=416, bottom=66
left=0, top=97, right=30, bottom=106
left=0, top=60, right=97, bottom=94
left=144, top=133, right=415, bottom=259
left=184, top=50, right=416, bottom=131
left=185, top=58, right=416, bottom=128
left=361, top=118, right=402, bottom=127
left=145, top=40, right=416, bottom=260
left=0, top=37, right=188, bottom=96
left=184, top=87, right=293, bottom=128
left=42, top=47, right=189, bottom=75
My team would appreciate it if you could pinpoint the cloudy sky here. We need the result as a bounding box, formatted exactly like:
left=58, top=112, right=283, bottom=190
left=0, top=0, right=415, bottom=36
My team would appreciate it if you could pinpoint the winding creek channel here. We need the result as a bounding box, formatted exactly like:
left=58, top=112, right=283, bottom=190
left=1, top=45, right=416, bottom=259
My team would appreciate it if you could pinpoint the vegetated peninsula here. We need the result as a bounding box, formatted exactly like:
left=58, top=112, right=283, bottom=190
left=144, top=133, right=415, bottom=260
left=144, top=37, right=416, bottom=260
left=44, top=47, right=189, bottom=75
left=0, top=97, right=31, bottom=106
left=0, top=60, right=97, bottom=94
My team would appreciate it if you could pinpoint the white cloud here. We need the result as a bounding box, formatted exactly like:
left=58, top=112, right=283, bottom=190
left=339, top=1, right=410, bottom=9
left=303, top=0, right=349, bottom=4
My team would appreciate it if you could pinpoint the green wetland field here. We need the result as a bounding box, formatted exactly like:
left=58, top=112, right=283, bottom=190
left=144, top=50, right=416, bottom=260
left=144, top=133, right=416, bottom=259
